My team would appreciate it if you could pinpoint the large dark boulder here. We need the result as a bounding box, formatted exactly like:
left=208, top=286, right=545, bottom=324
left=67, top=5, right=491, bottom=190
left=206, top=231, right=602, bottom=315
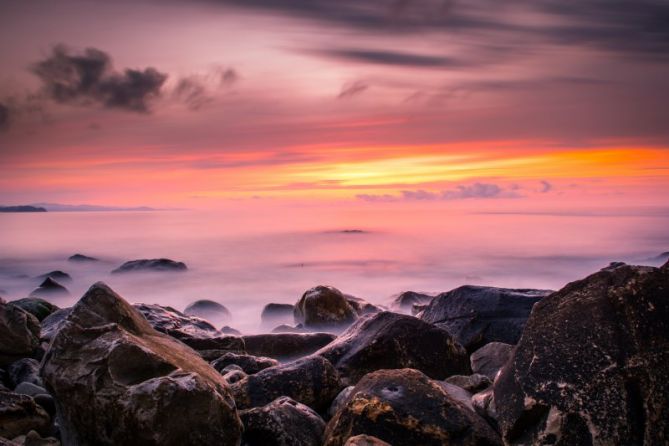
left=212, top=352, right=278, bottom=375
left=294, top=286, right=358, bottom=331
left=494, top=262, right=669, bottom=445
left=323, top=368, right=502, bottom=446
left=9, top=299, right=58, bottom=322
left=40, top=282, right=242, bottom=446
left=391, top=291, right=433, bottom=313
left=39, top=309, right=71, bottom=342
left=230, top=356, right=341, bottom=412
left=0, top=303, right=40, bottom=367
left=28, top=279, right=68, bottom=299
left=243, top=333, right=336, bottom=361
left=420, top=285, right=551, bottom=351
left=183, top=300, right=231, bottom=326
left=470, top=342, right=513, bottom=381
left=315, top=312, right=469, bottom=383
left=240, top=396, right=326, bottom=446
left=260, top=303, right=294, bottom=328
left=0, top=391, right=51, bottom=439
left=111, top=258, right=187, bottom=274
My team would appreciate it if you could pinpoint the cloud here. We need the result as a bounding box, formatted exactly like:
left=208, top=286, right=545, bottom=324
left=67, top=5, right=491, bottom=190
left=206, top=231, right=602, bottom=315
left=540, top=180, right=553, bottom=193
left=357, top=182, right=519, bottom=202
left=314, top=48, right=465, bottom=68
left=173, top=77, right=213, bottom=110
left=30, top=45, right=167, bottom=113
left=219, top=68, right=238, bottom=85
left=338, top=81, right=369, bottom=99
left=0, top=102, right=9, bottom=131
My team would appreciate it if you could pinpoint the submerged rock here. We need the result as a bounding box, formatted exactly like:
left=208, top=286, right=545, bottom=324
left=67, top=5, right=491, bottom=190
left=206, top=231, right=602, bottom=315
left=8, top=299, right=58, bottom=322
left=211, top=352, right=278, bottom=375
left=28, top=279, right=68, bottom=299
left=470, top=342, right=513, bottom=381
left=243, top=333, right=336, bottom=361
left=111, top=258, right=187, bottom=274
left=323, top=368, right=501, bottom=446
left=294, top=286, right=358, bottom=331
left=230, top=356, right=341, bottom=412
left=260, top=303, right=294, bottom=327
left=391, top=291, right=433, bottom=313
left=344, top=295, right=382, bottom=316
left=240, top=396, right=326, bottom=446
left=183, top=300, right=231, bottom=325
left=0, top=303, right=40, bottom=367
left=35, top=271, right=71, bottom=283
left=41, top=282, right=242, bottom=446
left=420, top=285, right=551, bottom=351
left=68, top=254, right=98, bottom=262
left=0, top=391, right=51, bottom=439
left=316, top=312, right=469, bottom=383
left=494, top=262, right=669, bottom=445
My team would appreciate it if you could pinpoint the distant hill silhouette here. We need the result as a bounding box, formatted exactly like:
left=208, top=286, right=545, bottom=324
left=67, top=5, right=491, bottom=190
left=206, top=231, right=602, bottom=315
left=0, top=205, right=47, bottom=212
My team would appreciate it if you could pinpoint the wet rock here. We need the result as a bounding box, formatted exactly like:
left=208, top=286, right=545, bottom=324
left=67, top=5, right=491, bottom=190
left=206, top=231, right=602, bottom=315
left=111, top=258, right=187, bottom=274
left=344, top=435, right=391, bottom=446
left=67, top=254, right=98, bottom=262
left=38, top=309, right=71, bottom=342
left=316, top=312, right=469, bottom=384
left=35, top=271, right=71, bottom=283
left=8, top=300, right=58, bottom=323
left=13, top=383, right=46, bottom=398
left=494, top=262, right=669, bottom=445
left=212, top=352, right=278, bottom=375
left=0, top=303, right=40, bottom=367
left=445, top=374, right=492, bottom=393
left=230, top=356, right=341, bottom=412
left=470, top=342, right=513, bottom=380
left=344, top=295, right=382, bottom=316
left=323, top=368, right=502, bottom=446
left=294, top=286, right=358, bottom=331
left=222, top=369, right=247, bottom=385
left=472, top=388, right=497, bottom=426
left=41, top=282, right=242, bottom=446
left=7, top=359, right=42, bottom=388
left=327, top=386, right=354, bottom=419
left=219, top=326, right=241, bottom=336
left=11, top=430, right=60, bottom=446
left=411, top=303, right=429, bottom=316
left=243, top=333, right=336, bottom=361
left=391, top=291, right=433, bottom=313
left=0, top=391, right=51, bottom=439
left=240, top=396, right=326, bottom=446
left=28, top=279, right=68, bottom=299
left=420, top=285, right=551, bottom=351
left=260, top=303, right=294, bottom=328
left=271, top=324, right=308, bottom=333
left=184, top=300, right=231, bottom=326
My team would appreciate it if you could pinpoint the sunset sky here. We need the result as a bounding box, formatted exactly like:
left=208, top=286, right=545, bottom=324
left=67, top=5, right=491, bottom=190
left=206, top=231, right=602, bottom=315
left=1, top=0, right=668, bottom=209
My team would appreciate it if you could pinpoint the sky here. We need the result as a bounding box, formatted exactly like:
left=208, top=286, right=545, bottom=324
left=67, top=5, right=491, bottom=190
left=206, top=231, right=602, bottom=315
left=1, top=0, right=668, bottom=209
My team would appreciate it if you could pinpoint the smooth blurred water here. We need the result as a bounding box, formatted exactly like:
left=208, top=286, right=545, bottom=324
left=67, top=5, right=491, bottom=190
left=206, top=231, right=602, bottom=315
left=1, top=203, right=667, bottom=333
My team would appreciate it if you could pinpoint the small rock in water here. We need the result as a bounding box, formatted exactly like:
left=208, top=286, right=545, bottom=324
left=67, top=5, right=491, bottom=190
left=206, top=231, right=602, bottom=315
left=294, top=286, right=358, bottom=331
left=261, top=303, right=294, bottom=327
left=35, top=271, right=71, bottom=283
left=67, top=253, right=98, bottom=262
left=390, top=291, right=433, bottom=313
left=111, top=258, right=187, bottom=274
left=183, top=299, right=231, bottom=325
left=28, top=278, right=68, bottom=299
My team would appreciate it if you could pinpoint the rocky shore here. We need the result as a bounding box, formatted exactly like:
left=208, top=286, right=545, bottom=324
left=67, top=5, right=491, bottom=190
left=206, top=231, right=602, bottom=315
left=1, top=260, right=667, bottom=445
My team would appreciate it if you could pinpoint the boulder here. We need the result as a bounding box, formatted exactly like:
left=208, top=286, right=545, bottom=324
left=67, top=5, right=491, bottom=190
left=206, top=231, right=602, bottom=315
left=470, top=342, right=513, bottom=381
left=494, top=262, right=669, bottom=445
left=68, top=254, right=98, bottom=262
left=13, top=383, right=46, bottom=398
left=10, top=430, right=60, bottom=446
left=7, top=359, right=42, bottom=388
left=344, top=435, right=391, bottom=446
left=294, top=286, right=358, bottom=330
left=39, top=309, right=71, bottom=342
left=35, top=271, right=71, bottom=283
left=40, top=282, right=242, bottom=445
left=323, top=368, right=502, bottom=446
left=327, top=386, right=354, bottom=419
left=0, top=303, right=40, bottom=367
left=183, top=300, right=231, bottom=325
left=271, top=324, right=308, bottom=333
left=28, top=279, right=68, bottom=299
left=391, top=291, right=433, bottom=313
left=8, top=300, right=58, bottom=323
left=0, top=391, right=51, bottom=439
left=444, top=374, right=492, bottom=393
left=344, top=296, right=382, bottom=316
left=211, top=352, right=278, bottom=375
left=240, top=397, right=326, bottom=446
left=111, top=258, right=187, bottom=274
left=260, top=303, right=294, bottom=327
left=230, top=356, right=341, bottom=412
left=219, top=326, right=241, bottom=336
left=420, top=285, right=551, bottom=351
left=315, top=312, right=469, bottom=383
left=243, top=333, right=336, bottom=361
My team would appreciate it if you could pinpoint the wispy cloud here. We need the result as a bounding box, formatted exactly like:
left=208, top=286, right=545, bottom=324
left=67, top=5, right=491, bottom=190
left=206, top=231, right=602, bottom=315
left=357, top=182, right=520, bottom=202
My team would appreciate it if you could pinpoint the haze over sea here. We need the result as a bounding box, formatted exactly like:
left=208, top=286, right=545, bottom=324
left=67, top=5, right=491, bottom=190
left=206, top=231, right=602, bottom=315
left=2, top=202, right=667, bottom=333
